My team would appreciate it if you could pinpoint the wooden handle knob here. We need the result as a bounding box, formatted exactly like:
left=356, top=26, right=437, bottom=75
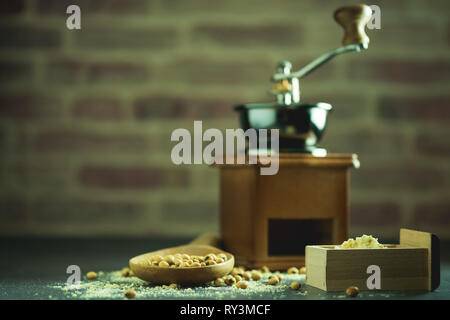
left=334, top=4, right=372, bottom=46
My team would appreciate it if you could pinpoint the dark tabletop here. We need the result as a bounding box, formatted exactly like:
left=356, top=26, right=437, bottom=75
left=0, top=238, right=449, bottom=300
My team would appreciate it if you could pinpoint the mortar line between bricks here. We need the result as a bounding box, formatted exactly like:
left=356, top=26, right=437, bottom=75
left=400, top=203, right=417, bottom=228
left=15, top=150, right=450, bottom=168
left=61, top=29, right=75, bottom=55
left=32, top=53, right=44, bottom=90
left=5, top=47, right=446, bottom=61
left=351, top=190, right=450, bottom=203
left=6, top=116, right=449, bottom=145
left=3, top=83, right=447, bottom=97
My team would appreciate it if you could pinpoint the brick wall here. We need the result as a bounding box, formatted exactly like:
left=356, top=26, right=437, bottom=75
left=0, top=0, right=449, bottom=240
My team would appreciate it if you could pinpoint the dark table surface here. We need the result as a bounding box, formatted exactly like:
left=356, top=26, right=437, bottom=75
left=0, top=237, right=449, bottom=300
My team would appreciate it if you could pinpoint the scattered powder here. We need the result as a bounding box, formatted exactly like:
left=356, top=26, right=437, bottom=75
left=48, top=268, right=395, bottom=300
left=49, top=270, right=307, bottom=300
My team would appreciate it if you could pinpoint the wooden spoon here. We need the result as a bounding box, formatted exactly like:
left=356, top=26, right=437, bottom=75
left=129, top=233, right=234, bottom=285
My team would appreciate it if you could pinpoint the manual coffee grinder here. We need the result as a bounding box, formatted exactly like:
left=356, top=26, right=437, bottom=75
left=215, top=5, right=372, bottom=269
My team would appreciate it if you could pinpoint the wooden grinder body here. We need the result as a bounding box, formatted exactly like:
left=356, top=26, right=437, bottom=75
left=217, top=153, right=358, bottom=270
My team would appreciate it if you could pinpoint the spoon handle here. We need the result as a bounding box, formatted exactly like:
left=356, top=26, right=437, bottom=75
left=189, top=232, right=221, bottom=248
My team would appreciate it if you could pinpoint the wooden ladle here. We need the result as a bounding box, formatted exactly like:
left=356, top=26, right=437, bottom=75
left=129, top=233, right=234, bottom=285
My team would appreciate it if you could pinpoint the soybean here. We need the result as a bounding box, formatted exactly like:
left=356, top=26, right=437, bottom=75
left=231, top=267, right=244, bottom=276
left=268, top=276, right=279, bottom=285
left=243, top=271, right=252, bottom=281
left=260, top=266, right=270, bottom=273
left=86, top=271, right=97, bottom=280
left=217, top=253, right=228, bottom=261
left=224, top=275, right=236, bottom=286
left=147, top=252, right=228, bottom=268
left=236, top=281, right=248, bottom=289
left=124, top=289, right=136, bottom=299
left=287, top=267, right=299, bottom=274
left=290, top=281, right=301, bottom=290
left=214, top=278, right=225, bottom=287
left=251, top=271, right=263, bottom=281
left=121, top=267, right=132, bottom=277
left=158, top=261, right=170, bottom=267
left=346, top=286, right=359, bottom=298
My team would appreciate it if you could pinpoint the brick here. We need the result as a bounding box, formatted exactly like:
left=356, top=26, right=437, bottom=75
left=0, top=94, right=61, bottom=120
left=414, top=0, right=450, bottom=12
left=378, top=96, right=450, bottom=124
left=351, top=202, right=402, bottom=226
left=22, top=198, right=158, bottom=236
left=87, top=62, right=149, bottom=83
left=301, top=93, right=366, bottom=118
left=0, top=127, right=4, bottom=151
left=193, top=23, right=301, bottom=47
left=162, top=201, right=218, bottom=222
left=0, top=26, right=60, bottom=49
left=0, top=0, right=25, bottom=16
left=160, top=0, right=253, bottom=14
left=290, top=57, right=336, bottom=82
left=160, top=0, right=266, bottom=14
left=413, top=202, right=450, bottom=228
left=12, top=158, right=72, bottom=190
left=36, top=0, right=150, bottom=14
left=28, top=198, right=146, bottom=222
left=33, top=130, right=155, bottom=153
left=323, top=128, right=407, bottom=156
left=47, top=59, right=149, bottom=84
left=46, top=59, right=85, bottom=84
left=369, top=21, right=442, bottom=47
left=0, top=0, right=448, bottom=239
left=348, top=60, right=450, bottom=84
left=159, top=0, right=354, bottom=15
left=0, top=198, right=27, bottom=222
left=78, top=166, right=189, bottom=189
left=415, top=132, right=450, bottom=157
left=163, top=58, right=272, bottom=85
left=352, top=164, right=447, bottom=190
left=75, top=27, right=178, bottom=49
left=0, top=1, right=26, bottom=15
left=348, top=228, right=398, bottom=243
left=448, top=22, right=450, bottom=45
left=72, top=98, right=126, bottom=120
left=0, top=61, right=33, bottom=84
left=134, top=95, right=237, bottom=120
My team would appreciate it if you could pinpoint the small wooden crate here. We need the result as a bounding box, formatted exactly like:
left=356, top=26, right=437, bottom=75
left=305, top=229, right=440, bottom=291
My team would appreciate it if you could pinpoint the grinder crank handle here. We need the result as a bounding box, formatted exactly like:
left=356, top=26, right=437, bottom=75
left=334, top=4, right=372, bottom=48
left=272, top=4, right=372, bottom=82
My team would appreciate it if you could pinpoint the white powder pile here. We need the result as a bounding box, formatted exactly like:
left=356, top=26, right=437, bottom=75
left=50, top=270, right=307, bottom=300
left=338, top=235, right=384, bottom=249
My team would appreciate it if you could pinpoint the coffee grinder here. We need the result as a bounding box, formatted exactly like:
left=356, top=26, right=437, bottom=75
left=215, top=5, right=372, bottom=269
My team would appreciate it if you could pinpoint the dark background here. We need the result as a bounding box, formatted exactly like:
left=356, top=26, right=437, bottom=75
left=0, top=0, right=449, bottom=242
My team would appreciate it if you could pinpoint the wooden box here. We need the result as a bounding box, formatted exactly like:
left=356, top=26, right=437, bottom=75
left=306, top=229, right=440, bottom=291
left=216, top=153, right=358, bottom=270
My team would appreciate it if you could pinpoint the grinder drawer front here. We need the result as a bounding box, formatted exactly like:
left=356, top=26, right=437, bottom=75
left=268, top=218, right=334, bottom=256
